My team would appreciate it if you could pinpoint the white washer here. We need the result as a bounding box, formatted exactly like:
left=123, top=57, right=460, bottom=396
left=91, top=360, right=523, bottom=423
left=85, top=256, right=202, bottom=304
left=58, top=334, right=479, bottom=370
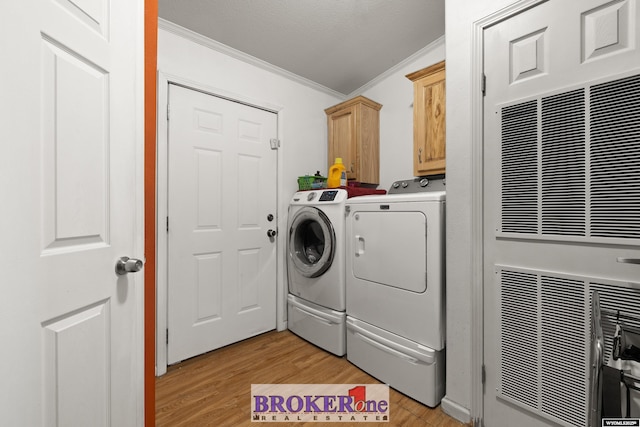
left=287, top=189, right=348, bottom=356
left=345, top=179, right=445, bottom=406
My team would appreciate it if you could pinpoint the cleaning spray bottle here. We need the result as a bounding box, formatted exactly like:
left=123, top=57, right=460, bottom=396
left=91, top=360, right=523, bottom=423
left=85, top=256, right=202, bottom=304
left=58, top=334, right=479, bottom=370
left=327, top=157, right=347, bottom=188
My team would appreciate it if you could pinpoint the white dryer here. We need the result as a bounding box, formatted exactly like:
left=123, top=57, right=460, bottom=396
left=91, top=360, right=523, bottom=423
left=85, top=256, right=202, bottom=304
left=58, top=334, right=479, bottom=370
left=345, top=178, right=446, bottom=407
left=287, top=189, right=348, bottom=356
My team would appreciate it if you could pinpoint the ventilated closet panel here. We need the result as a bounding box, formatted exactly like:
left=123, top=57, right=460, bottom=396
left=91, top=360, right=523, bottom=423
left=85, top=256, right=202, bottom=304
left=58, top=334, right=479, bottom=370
left=498, top=267, right=640, bottom=427
left=541, top=89, right=586, bottom=236
left=501, top=101, right=538, bottom=234
left=499, top=73, right=640, bottom=241
left=590, top=74, right=640, bottom=239
left=496, top=73, right=640, bottom=427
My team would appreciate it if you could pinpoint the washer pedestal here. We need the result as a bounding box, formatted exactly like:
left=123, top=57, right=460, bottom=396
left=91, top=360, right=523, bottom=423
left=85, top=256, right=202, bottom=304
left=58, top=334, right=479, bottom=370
left=288, top=294, right=346, bottom=356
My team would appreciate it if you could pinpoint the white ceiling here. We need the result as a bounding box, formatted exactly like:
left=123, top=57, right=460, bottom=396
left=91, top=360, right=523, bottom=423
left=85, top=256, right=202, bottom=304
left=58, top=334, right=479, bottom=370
left=158, top=0, right=446, bottom=95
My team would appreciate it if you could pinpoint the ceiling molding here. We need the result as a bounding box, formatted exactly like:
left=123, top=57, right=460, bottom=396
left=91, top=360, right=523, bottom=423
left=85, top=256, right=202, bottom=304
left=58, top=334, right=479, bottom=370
left=346, top=35, right=446, bottom=99
left=158, top=18, right=347, bottom=100
left=159, top=18, right=445, bottom=101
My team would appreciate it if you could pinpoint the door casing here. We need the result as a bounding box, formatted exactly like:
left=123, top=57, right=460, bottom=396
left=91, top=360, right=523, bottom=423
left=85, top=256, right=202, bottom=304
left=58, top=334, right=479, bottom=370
left=468, top=1, right=549, bottom=425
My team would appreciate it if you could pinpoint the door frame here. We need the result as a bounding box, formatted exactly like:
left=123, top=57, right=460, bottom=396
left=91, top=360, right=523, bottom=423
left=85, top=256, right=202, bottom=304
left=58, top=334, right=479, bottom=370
left=144, top=2, right=157, bottom=425
left=469, top=1, right=547, bottom=425
left=155, top=72, right=286, bottom=375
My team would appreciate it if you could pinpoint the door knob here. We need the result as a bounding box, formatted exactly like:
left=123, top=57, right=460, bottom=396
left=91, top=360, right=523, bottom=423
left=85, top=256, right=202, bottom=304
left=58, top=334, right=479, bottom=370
left=115, top=256, right=144, bottom=275
left=267, top=229, right=277, bottom=238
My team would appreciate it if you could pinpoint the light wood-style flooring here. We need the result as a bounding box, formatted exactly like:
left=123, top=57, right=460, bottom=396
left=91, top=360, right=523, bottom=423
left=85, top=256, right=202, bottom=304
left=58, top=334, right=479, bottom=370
left=156, top=330, right=468, bottom=427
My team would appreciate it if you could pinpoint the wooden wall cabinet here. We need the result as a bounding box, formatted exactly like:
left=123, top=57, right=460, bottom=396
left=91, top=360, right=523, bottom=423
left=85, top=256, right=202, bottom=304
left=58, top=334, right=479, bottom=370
left=325, top=95, right=382, bottom=185
left=407, top=61, right=446, bottom=177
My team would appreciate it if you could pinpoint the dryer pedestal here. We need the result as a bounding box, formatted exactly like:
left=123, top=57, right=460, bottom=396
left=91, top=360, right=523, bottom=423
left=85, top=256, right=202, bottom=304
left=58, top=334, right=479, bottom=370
left=346, top=316, right=444, bottom=407
left=287, top=294, right=345, bottom=356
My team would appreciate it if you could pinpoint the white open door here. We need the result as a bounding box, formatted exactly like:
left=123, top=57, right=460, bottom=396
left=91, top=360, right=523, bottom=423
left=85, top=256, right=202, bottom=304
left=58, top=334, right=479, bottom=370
left=483, top=1, right=640, bottom=426
left=167, top=84, right=278, bottom=364
left=0, top=1, right=143, bottom=425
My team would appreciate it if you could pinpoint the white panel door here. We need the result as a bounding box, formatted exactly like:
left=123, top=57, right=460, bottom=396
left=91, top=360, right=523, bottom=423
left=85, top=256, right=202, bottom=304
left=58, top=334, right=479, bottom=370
left=167, top=84, right=278, bottom=364
left=0, top=0, right=143, bottom=426
left=483, top=1, right=640, bottom=426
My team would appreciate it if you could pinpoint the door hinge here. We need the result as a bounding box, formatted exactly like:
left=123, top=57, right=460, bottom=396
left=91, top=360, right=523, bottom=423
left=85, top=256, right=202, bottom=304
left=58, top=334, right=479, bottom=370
left=166, top=329, right=169, bottom=344
left=270, top=138, right=280, bottom=150
left=482, top=364, right=486, bottom=384
left=166, top=216, right=169, bottom=233
left=481, top=74, right=487, bottom=96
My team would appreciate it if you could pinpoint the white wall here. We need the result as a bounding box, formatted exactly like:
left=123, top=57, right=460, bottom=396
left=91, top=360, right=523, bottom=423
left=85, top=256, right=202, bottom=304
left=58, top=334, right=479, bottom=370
left=158, top=25, right=343, bottom=192
left=359, top=39, right=445, bottom=190
left=444, top=0, right=524, bottom=423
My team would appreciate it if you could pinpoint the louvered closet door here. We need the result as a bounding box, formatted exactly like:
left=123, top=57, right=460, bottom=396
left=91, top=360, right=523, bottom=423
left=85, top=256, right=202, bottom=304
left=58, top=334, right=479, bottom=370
left=483, top=1, right=640, bottom=426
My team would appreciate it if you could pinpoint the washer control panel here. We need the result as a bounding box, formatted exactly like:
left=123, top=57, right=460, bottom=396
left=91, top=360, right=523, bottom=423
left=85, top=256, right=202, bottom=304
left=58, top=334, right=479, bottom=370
left=291, top=189, right=347, bottom=204
left=319, top=190, right=339, bottom=201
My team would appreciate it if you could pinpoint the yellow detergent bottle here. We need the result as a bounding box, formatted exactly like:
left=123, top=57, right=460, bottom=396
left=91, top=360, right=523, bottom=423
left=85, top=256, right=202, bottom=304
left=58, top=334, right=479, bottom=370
left=327, top=157, right=347, bottom=188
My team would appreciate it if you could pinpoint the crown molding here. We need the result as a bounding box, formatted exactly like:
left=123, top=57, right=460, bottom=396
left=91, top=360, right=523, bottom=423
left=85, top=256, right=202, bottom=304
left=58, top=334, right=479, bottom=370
left=159, top=19, right=446, bottom=102
left=158, top=18, right=347, bottom=100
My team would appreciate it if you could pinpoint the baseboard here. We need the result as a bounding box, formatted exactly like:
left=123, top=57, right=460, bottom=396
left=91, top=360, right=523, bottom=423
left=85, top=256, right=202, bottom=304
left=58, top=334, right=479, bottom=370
left=441, top=396, right=472, bottom=425
left=278, top=321, right=288, bottom=332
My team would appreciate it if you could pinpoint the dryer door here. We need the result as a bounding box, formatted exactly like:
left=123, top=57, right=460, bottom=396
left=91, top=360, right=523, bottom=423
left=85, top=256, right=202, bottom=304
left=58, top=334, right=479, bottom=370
left=289, top=207, right=336, bottom=278
left=352, top=210, right=427, bottom=292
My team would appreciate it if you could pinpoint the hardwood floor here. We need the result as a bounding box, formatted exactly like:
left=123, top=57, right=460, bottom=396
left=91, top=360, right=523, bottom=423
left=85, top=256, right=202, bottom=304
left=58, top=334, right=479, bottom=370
left=156, top=330, right=468, bottom=426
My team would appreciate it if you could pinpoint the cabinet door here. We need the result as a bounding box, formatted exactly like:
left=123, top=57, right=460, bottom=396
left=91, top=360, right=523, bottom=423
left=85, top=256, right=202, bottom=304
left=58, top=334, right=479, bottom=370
left=359, top=104, right=380, bottom=184
left=328, top=106, right=357, bottom=181
left=414, top=70, right=446, bottom=176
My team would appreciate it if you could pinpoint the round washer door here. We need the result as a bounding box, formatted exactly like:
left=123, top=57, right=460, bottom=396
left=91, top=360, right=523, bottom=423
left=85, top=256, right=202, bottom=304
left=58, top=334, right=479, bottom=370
left=288, top=206, right=335, bottom=278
